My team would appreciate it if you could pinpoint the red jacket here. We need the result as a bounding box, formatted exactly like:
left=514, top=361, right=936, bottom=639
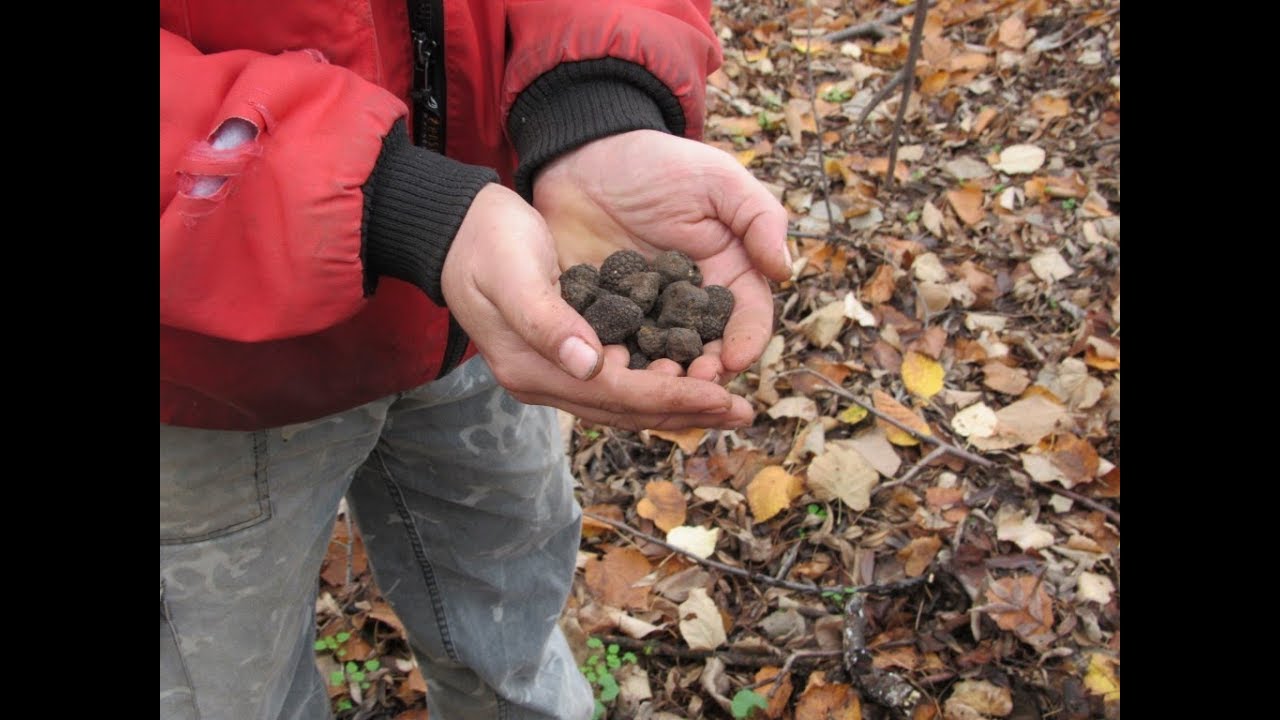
left=160, top=0, right=721, bottom=430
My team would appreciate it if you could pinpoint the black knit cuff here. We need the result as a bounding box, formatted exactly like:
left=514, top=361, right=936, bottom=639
left=362, top=118, right=499, bottom=305
left=508, top=58, right=686, bottom=200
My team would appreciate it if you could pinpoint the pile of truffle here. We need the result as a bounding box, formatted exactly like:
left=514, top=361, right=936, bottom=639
left=560, top=250, right=733, bottom=369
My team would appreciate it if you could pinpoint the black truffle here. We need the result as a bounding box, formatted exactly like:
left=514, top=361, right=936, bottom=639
left=629, top=352, right=650, bottom=370
left=599, top=250, right=651, bottom=293
left=652, top=250, right=703, bottom=288
left=583, top=294, right=644, bottom=345
left=616, top=272, right=662, bottom=314
left=665, top=328, right=704, bottom=365
left=636, top=324, right=669, bottom=359
left=697, top=285, right=734, bottom=342
left=657, top=281, right=709, bottom=329
left=561, top=281, right=599, bottom=314
left=560, top=263, right=600, bottom=288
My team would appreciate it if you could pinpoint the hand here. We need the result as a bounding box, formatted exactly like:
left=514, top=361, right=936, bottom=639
left=533, top=129, right=792, bottom=384
left=441, top=184, right=755, bottom=430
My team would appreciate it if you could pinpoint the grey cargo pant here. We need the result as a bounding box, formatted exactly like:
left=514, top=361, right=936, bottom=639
left=160, top=357, right=593, bottom=720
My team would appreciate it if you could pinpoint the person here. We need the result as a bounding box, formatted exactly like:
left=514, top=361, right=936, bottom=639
left=160, top=1, right=791, bottom=718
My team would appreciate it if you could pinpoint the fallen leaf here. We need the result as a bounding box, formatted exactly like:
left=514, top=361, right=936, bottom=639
left=844, top=292, right=878, bottom=327
left=617, top=663, right=653, bottom=707
left=972, top=107, right=999, bottom=135
left=636, top=481, right=688, bottom=532
left=996, top=395, right=1070, bottom=445
left=807, top=445, right=880, bottom=511
left=984, top=575, right=1055, bottom=649
left=897, top=536, right=942, bottom=576
left=983, top=362, right=1031, bottom=395
left=666, top=526, right=720, bottom=560
left=1077, top=571, right=1115, bottom=604
left=1022, top=433, right=1100, bottom=488
left=947, top=52, right=991, bottom=73
left=1085, top=338, right=1120, bottom=371
left=1029, top=92, right=1070, bottom=118
left=922, top=201, right=945, bottom=237
left=1039, top=358, right=1104, bottom=410
left=995, top=505, right=1055, bottom=550
left=1084, top=652, right=1120, bottom=702
left=768, top=396, right=820, bottom=422
left=991, top=144, right=1046, bottom=174
left=747, top=465, right=805, bottom=522
left=964, top=313, right=1007, bottom=333
left=944, top=156, right=994, bottom=181
left=584, top=546, right=653, bottom=610
left=708, top=115, right=763, bottom=139
left=755, top=667, right=795, bottom=719
left=842, top=431, right=902, bottom=478
left=947, top=185, right=986, bottom=226
left=902, top=351, right=945, bottom=400
left=1029, top=249, right=1073, bottom=282
left=649, top=427, right=709, bottom=455
left=798, top=301, right=849, bottom=348
left=912, top=253, right=949, bottom=283
left=839, top=405, right=869, bottom=424
left=795, top=680, right=862, bottom=720
left=581, top=503, right=623, bottom=538
left=862, top=264, right=897, bottom=304
left=692, top=485, right=745, bottom=508
left=678, top=588, right=726, bottom=650
left=946, top=679, right=1013, bottom=717
left=873, top=390, right=932, bottom=446
left=785, top=98, right=817, bottom=145
left=951, top=403, right=997, bottom=438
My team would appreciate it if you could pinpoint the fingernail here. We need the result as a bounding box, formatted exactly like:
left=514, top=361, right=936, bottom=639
left=782, top=242, right=794, bottom=273
left=559, top=337, right=601, bottom=381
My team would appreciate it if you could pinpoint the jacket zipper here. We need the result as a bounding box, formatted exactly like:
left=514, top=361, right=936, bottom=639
left=408, top=0, right=469, bottom=378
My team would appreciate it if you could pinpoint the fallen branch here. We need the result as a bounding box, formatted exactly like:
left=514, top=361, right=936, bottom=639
left=876, top=446, right=948, bottom=494
left=805, top=0, right=836, bottom=240
left=598, top=634, right=793, bottom=668
left=780, top=368, right=994, bottom=468
left=1042, top=484, right=1120, bottom=525
left=746, top=650, right=844, bottom=693
left=882, top=0, right=929, bottom=192
left=822, top=1, right=937, bottom=43
left=856, top=70, right=905, bottom=131
left=582, top=509, right=930, bottom=597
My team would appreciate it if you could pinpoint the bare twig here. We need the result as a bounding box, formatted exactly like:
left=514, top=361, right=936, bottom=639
left=344, top=510, right=354, bottom=586
left=876, top=446, right=948, bottom=494
left=746, top=650, right=844, bottom=693
left=805, top=0, right=836, bottom=238
left=598, top=635, right=789, bottom=667
left=1043, top=485, right=1120, bottom=525
left=822, top=1, right=937, bottom=43
left=780, top=368, right=994, bottom=468
left=883, top=0, right=928, bottom=192
left=856, top=70, right=905, bottom=131
left=582, top=510, right=929, bottom=597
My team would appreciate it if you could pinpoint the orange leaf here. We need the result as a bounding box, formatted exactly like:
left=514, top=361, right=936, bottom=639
left=984, top=575, right=1055, bottom=649
left=897, top=536, right=942, bottom=577
left=584, top=546, right=653, bottom=610
left=1038, top=433, right=1101, bottom=487
left=796, top=680, right=863, bottom=720
left=582, top=503, right=622, bottom=538
left=635, top=480, right=688, bottom=532
left=1032, top=94, right=1071, bottom=119
left=861, top=264, right=897, bottom=304
left=873, top=390, right=932, bottom=446
left=947, top=52, right=991, bottom=72
left=755, top=666, right=795, bottom=719
left=972, top=107, right=999, bottom=136
left=1096, top=466, right=1120, bottom=498
left=649, top=427, right=709, bottom=455
left=947, top=185, right=985, bottom=226
left=746, top=465, right=804, bottom=522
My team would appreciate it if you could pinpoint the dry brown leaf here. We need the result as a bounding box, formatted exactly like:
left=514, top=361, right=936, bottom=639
left=873, top=390, right=932, bottom=446
left=984, top=575, right=1055, bottom=650
left=367, top=600, right=406, bottom=635
left=1085, top=340, right=1120, bottom=371
left=983, top=362, right=1031, bottom=395
left=581, top=503, right=623, bottom=538
left=995, top=505, right=1055, bottom=550
left=992, top=145, right=1046, bottom=174
left=998, top=14, right=1028, bottom=48
left=755, top=667, right=795, bottom=719
left=708, top=115, right=762, bottom=138
left=951, top=402, right=997, bottom=438
left=747, top=465, right=805, bottom=522
left=785, top=98, right=817, bottom=145
left=678, top=587, right=726, bottom=651
left=584, top=546, right=653, bottom=610
left=841, top=432, right=901, bottom=478
left=636, top=481, right=687, bottom=532
left=902, top=351, right=945, bottom=400
left=920, top=70, right=950, bottom=95
left=947, top=185, right=985, bottom=226
left=996, top=395, right=1070, bottom=445
left=948, top=52, right=991, bottom=72
left=1030, top=433, right=1100, bottom=488
left=973, top=107, right=999, bottom=136
left=946, top=679, right=1013, bottom=718
left=648, top=427, right=709, bottom=455
left=862, top=264, right=897, bottom=304
left=897, top=536, right=942, bottom=576
left=798, top=301, right=849, bottom=348
left=768, top=395, right=820, bottom=421
left=1077, top=571, right=1115, bottom=605
left=796, top=680, right=862, bottom=720
left=807, top=444, right=879, bottom=511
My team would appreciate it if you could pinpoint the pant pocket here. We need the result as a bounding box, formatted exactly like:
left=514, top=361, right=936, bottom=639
left=160, top=579, right=198, bottom=719
left=160, top=428, right=272, bottom=544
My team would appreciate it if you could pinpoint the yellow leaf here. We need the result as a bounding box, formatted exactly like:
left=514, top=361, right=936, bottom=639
left=635, top=480, right=687, bottom=532
left=734, top=149, right=758, bottom=167
left=649, top=427, right=708, bottom=455
left=838, top=405, right=869, bottom=424
left=901, top=351, right=944, bottom=400
left=746, top=466, right=804, bottom=522
left=873, top=390, right=931, bottom=446
left=1084, top=653, right=1120, bottom=702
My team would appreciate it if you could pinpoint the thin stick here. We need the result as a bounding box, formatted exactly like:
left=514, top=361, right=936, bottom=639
left=598, top=634, right=788, bottom=667
left=582, top=510, right=928, bottom=597
left=1044, top=485, right=1120, bottom=525
left=856, top=70, right=905, bottom=131
left=745, top=650, right=844, bottom=693
left=883, top=0, right=929, bottom=192
left=822, top=1, right=937, bottom=43
left=780, top=368, right=994, bottom=467
left=876, top=446, right=948, bottom=494
left=804, top=0, right=836, bottom=239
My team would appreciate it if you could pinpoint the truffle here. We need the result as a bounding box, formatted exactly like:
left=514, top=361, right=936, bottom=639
left=561, top=281, right=599, bottom=314
left=657, top=281, right=709, bottom=329
left=616, top=271, right=662, bottom=314
left=652, top=250, right=703, bottom=288
left=583, top=294, right=644, bottom=345
left=599, top=250, right=650, bottom=293
left=665, top=328, right=703, bottom=365
left=629, top=352, right=650, bottom=370
left=560, top=263, right=600, bottom=288
left=697, top=285, right=734, bottom=342
left=636, top=324, right=669, bottom=359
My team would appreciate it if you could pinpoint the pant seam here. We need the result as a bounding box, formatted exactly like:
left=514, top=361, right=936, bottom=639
left=161, top=578, right=203, bottom=720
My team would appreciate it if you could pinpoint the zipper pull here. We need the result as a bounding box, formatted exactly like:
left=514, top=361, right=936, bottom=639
left=413, top=31, right=440, bottom=112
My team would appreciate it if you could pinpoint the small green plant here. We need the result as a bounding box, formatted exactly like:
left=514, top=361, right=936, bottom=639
left=822, top=87, right=854, bottom=103
left=582, top=428, right=602, bottom=441
left=806, top=503, right=827, bottom=518
left=990, top=182, right=1006, bottom=195
left=1061, top=198, right=1078, bottom=212
left=581, top=637, right=639, bottom=719
left=732, top=688, right=769, bottom=718
left=315, top=631, right=381, bottom=714
left=905, top=209, right=921, bottom=223
left=911, top=168, right=925, bottom=181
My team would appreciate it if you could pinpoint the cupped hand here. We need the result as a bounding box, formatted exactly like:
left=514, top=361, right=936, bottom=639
left=533, top=129, right=792, bottom=384
left=441, top=183, right=754, bottom=430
